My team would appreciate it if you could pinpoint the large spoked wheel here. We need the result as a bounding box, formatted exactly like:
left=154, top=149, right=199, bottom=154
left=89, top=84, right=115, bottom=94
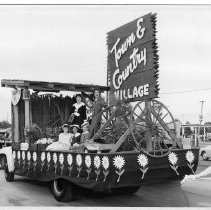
left=2, top=156, right=14, bottom=182
left=50, top=179, right=76, bottom=202
left=130, top=100, right=180, bottom=157
left=92, top=104, right=131, bottom=144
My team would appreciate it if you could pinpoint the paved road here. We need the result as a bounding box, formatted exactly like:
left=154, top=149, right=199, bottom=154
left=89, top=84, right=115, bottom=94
left=0, top=159, right=210, bottom=206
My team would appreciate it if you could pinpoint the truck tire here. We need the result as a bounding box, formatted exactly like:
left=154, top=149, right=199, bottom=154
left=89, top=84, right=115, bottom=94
left=3, top=156, right=14, bottom=182
left=50, top=179, right=76, bottom=202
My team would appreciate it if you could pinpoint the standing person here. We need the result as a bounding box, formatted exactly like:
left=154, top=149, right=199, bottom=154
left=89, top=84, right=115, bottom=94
left=69, top=94, right=86, bottom=127
left=87, top=89, right=107, bottom=138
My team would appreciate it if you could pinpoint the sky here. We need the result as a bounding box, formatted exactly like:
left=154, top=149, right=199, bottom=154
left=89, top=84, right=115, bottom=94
left=0, top=5, right=211, bottom=124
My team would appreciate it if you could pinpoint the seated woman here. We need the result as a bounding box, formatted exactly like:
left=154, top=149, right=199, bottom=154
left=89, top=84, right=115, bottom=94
left=71, top=124, right=81, bottom=146
left=69, top=94, right=86, bottom=128
left=46, top=124, right=73, bottom=151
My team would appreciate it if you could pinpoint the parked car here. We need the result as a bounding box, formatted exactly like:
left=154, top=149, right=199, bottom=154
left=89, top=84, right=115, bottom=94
left=200, top=145, right=211, bottom=160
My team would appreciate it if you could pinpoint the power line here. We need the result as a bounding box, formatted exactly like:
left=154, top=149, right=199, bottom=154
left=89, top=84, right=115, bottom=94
left=160, top=87, right=211, bottom=95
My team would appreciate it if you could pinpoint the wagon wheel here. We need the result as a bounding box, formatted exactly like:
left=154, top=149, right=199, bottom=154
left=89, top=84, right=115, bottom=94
left=130, top=99, right=179, bottom=157
left=92, top=104, right=130, bottom=144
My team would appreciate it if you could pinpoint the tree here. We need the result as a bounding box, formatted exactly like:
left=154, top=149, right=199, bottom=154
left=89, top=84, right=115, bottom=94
left=0, top=120, right=11, bottom=129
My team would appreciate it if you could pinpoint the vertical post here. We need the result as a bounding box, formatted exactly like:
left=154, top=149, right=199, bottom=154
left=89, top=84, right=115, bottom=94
left=23, top=89, right=30, bottom=127
left=13, top=105, right=19, bottom=143
left=197, top=127, right=199, bottom=147
left=29, top=100, right=32, bottom=124
left=182, top=126, right=184, bottom=138
left=145, top=100, right=152, bottom=151
left=194, top=127, right=197, bottom=146
left=203, top=126, right=206, bottom=142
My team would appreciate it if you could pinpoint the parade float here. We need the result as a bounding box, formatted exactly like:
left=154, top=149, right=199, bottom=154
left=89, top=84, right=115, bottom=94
left=0, top=13, right=199, bottom=202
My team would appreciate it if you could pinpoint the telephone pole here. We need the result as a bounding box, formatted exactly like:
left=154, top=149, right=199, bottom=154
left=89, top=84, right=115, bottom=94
left=199, top=100, right=205, bottom=124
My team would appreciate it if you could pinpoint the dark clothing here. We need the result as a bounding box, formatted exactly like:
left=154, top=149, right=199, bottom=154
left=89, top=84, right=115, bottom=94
left=71, top=133, right=81, bottom=145
left=71, top=102, right=86, bottom=127
left=89, top=97, right=107, bottom=138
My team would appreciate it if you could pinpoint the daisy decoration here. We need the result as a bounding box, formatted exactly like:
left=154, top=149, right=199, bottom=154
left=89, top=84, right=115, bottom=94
left=186, top=151, right=195, bottom=173
left=85, top=155, right=92, bottom=180
left=113, top=155, right=125, bottom=182
left=76, top=154, right=83, bottom=177
left=59, top=153, right=64, bottom=175
left=168, top=152, right=179, bottom=175
left=67, top=154, right=73, bottom=176
left=53, top=153, right=58, bottom=173
left=137, top=154, right=149, bottom=179
left=102, top=156, right=109, bottom=182
left=94, top=156, right=101, bottom=181
left=47, top=152, right=51, bottom=171
left=40, top=152, right=46, bottom=172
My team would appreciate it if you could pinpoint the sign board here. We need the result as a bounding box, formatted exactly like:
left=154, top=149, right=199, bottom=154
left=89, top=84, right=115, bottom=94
left=107, top=13, right=159, bottom=102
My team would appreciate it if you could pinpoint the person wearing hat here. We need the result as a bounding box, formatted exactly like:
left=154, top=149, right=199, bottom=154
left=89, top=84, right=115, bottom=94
left=80, top=120, right=91, bottom=144
left=71, top=124, right=81, bottom=146
left=46, top=124, right=73, bottom=151
left=69, top=94, right=87, bottom=127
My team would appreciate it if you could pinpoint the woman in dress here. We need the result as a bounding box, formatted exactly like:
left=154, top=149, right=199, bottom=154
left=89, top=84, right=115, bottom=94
left=70, top=94, right=86, bottom=127
left=83, top=89, right=107, bottom=138
left=46, top=124, right=73, bottom=151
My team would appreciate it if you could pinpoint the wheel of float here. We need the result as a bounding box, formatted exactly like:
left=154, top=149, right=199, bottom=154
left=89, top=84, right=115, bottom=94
left=130, top=99, right=179, bottom=157
left=2, top=156, right=14, bottom=182
left=50, top=179, right=76, bottom=202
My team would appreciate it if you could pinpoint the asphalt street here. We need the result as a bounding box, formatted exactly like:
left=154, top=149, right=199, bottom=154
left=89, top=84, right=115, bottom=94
left=0, top=158, right=210, bottom=206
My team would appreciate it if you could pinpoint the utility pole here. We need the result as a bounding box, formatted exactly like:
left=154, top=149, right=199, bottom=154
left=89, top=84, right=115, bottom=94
left=199, top=100, right=205, bottom=125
